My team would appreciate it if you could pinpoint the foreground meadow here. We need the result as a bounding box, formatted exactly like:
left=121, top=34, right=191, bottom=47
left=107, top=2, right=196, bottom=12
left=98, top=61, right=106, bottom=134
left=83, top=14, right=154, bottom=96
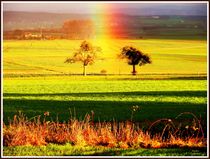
left=3, top=77, right=207, bottom=156
left=3, top=77, right=207, bottom=124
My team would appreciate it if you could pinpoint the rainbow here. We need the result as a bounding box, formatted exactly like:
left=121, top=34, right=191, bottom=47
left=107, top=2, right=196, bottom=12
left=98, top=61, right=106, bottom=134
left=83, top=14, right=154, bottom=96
left=87, top=2, right=130, bottom=53
left=90, top=3, right=126, bottom=40
left=91, top=3, right=110, bottom=40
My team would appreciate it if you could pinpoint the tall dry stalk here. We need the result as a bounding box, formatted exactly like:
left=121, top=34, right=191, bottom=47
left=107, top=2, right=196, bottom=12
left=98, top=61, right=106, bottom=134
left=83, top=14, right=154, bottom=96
left=3, top=111, right=207, bottom=148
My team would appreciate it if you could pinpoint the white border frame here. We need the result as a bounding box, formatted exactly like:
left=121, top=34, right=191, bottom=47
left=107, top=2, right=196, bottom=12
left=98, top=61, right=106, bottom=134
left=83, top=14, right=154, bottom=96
left=1, top=1, right=209, bottom=158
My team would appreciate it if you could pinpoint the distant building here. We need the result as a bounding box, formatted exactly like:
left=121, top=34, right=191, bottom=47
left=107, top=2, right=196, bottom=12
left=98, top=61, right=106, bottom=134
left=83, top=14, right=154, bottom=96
left=152, top=16, right=160, bottom=19
left=24, top=32, right=42, bottom=39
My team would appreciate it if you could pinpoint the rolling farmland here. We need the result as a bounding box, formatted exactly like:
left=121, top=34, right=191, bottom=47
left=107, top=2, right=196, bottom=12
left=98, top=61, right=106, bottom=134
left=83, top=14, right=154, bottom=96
left=3, top=39, right=207, bottom=122
left=3, top=39, right=207, bottom=76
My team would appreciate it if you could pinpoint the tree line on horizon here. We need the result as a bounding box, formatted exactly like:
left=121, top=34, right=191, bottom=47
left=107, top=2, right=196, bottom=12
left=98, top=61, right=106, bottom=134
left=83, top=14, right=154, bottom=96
left=3, top=19, right=95, bottom=40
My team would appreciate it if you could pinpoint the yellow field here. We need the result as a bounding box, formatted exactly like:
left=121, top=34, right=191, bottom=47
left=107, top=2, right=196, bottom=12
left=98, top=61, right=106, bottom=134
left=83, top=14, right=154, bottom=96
left=3, top=39, right=207, bottom=75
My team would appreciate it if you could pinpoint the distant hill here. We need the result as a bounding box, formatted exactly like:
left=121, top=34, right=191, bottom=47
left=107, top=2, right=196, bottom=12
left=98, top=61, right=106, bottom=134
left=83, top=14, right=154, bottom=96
left=3, top=11, right=207, bottom=40
left=3, top=11, right=207, bottom=31
left=115, top=4, right=207, bottom=16
left=3, top=11, right=92, bottom=31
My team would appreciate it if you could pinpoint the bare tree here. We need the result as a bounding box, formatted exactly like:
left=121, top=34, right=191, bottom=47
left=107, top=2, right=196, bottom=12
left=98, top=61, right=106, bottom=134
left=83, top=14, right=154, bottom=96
left=65, top=40, right=101, bottom=76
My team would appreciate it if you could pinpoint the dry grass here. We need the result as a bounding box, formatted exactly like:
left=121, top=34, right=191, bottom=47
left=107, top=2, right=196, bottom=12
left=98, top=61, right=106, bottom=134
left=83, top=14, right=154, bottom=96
left=3, top=111, right=206, bottom=149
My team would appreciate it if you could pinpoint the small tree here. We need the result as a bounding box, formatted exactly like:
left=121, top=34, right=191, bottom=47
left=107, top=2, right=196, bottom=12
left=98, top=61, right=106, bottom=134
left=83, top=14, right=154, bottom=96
left=119, top=46, right=151, bottom=75
left=62, top=20, right=95, bottom=39
left=65, top=40, right=101, bottom=76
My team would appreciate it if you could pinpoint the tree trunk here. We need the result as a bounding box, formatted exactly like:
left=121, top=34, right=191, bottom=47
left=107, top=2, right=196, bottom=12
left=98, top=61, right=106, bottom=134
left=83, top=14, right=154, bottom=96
left=83, top=65, right=87, bottom=76
left=132, top=65, right=137, bottom=75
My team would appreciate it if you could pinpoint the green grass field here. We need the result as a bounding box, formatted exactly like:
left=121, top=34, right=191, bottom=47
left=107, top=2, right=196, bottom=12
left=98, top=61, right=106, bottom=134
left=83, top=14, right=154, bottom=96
left=3, top=39, right=207, bottom=156
left=3, top=77, right=207, bottom=124
left=3, top=143, right=207, bottom=156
